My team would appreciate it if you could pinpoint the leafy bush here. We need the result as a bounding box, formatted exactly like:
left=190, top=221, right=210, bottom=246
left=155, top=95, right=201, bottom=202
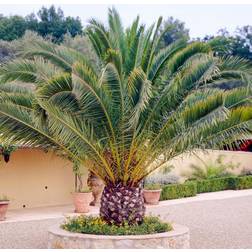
left=61, top=34, right=99, bottom=68
left=186, top=155, right=239, bottom=181
left=160, top=182, right=197, bottom=200
left=11, top=31, right=46, bottom=52
left=144, top=184, right=161, bottom=190
left=196, top=176, right=233, bottom=193
left=229, top=176, right=252, bottom=190
left=0, top=31, right=46, bottom=64
left=0, top=40, right=16, bottom=63
left=145, top=173, right=180, bottom=185
left=62, top=215, right=172, bottom=235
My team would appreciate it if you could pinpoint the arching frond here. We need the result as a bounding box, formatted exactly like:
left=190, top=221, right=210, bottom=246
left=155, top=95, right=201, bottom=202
left=147, top=39, right=187, bottom=81
left=0, top=9, right=252, bottom=187
left=127, top=68, right=152, bottom=128
left=0, top=57, right=62, bottom=84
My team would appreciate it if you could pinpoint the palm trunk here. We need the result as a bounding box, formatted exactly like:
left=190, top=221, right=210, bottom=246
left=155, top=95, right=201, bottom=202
left=100, top=183, right=145, bottom=225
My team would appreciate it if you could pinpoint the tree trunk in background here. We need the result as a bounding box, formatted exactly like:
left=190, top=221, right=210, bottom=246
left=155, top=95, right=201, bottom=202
left=100, top=183, right=145, bottom=225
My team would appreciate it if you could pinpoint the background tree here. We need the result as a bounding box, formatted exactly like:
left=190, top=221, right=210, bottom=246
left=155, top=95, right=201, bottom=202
left=158, top=16, right=189, bottom=49
left=232, top=26, right=252, bottom=60
left=0, top=5, right=83, bottom=43
left=36, top=5, right=83, bottom=42
left=204, top=26, right=252, bottom=60
left=65, top=16, right=83, bottom=38
left=0, top=15, right=27, bottom=41
left=25, top=13, right=39, bottom=32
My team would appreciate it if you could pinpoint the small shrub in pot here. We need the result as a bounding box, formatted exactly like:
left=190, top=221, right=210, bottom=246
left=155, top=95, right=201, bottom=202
left=143, top=184, right=162, bottom=205
left=72, top=163, right=93, bottom=213
left=72, top=187, right=93, bottom=213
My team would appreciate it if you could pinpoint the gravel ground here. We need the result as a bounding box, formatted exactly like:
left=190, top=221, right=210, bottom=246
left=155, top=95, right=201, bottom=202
left=147, top=195, right=252, bottom=249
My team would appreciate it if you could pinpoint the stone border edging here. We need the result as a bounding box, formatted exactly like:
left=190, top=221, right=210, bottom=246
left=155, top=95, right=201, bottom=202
left=48, top=223, right=190, bottom=249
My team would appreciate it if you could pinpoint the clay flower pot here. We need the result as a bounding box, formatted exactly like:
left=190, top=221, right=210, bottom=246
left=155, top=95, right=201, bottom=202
left=72, top=192, right=93, bottom=213
left=87, top=173, right=104, bottom=206
left=143, top=189, right=161, bottom=205
left=0, top=201, right=9, bottom=221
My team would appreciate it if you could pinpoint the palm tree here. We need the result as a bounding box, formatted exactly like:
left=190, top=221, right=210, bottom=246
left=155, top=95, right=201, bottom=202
left=0, top=8, right=252, bottom=225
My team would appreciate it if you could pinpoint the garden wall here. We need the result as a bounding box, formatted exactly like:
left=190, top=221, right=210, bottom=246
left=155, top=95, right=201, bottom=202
left=166, top=150, right=252, bottom=179
left=0, top=148, right=88, bottom=209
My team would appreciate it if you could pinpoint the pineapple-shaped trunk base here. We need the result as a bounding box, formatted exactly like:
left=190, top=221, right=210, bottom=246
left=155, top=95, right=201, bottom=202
left=100, top=183, right=145, bottom=225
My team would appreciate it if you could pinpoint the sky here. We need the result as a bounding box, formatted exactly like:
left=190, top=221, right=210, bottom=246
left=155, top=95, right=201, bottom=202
left=0, top=4, right=251, bottom=39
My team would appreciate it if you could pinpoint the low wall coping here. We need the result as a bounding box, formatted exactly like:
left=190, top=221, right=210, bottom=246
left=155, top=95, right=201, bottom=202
left=48, top=223, right=188, bottom=240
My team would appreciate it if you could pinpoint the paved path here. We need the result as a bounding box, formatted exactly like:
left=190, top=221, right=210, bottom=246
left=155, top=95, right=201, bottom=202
left=4, top=189, right=252, bottom=249
left=148, top=194, right=252, bottom=249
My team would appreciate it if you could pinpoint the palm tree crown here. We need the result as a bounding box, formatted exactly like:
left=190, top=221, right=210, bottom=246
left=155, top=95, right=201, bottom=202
left=0, top=8, right=252, bottom=188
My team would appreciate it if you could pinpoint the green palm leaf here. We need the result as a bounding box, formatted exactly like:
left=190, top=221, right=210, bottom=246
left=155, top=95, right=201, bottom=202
left=0, top=8, right=251, bottom=188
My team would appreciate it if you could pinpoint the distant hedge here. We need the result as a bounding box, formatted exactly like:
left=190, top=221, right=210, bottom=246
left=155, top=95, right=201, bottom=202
left=160, top=182, right=197, bottom=200
left=196, top=176, right=252, bottom=193
left=196, top=177, right=233, bottom=193
left=229, top=175, right=252, bottom=190
left=159, top=175, right=252, bottom=201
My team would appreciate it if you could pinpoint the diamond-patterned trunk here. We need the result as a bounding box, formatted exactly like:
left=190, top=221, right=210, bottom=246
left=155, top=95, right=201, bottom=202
left=100, top=183, right=146, bottom=225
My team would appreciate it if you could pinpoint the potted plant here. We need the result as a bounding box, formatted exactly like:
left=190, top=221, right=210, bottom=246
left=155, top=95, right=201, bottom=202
left=72, top=163, right=93, bottom=213
left=0, top=195, right=10, bottom=221
left=72, top=186, right=93, bottom=213
left=143, top=184, right=162, bottom=205
left=0, top=144, right=17, bottom=163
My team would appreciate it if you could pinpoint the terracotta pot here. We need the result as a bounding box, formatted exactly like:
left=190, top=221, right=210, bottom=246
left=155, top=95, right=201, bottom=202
left=87, top=173, right=104, bottom=206
left=72, top=192, right=93, bottom=213
left=0, top=201, right=9, bottom=221
left=143, top=189, right=161, bottom=205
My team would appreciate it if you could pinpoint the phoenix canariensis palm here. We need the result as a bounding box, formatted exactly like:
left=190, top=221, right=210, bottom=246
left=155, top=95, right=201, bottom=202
left=0, top=8, right=252, bottom=225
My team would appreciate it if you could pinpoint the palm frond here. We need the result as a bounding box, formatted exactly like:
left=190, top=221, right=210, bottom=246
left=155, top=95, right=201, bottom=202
left=0, top=57, right=63, bottom=85
left=147, top=39, right=186, bottom=81
left=1, top=9, right=252, bottom=187
left=127, top=68, right=152, bottom=128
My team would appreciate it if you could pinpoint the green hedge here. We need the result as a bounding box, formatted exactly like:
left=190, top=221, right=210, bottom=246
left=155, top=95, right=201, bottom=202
left=229, top=175, right=252, bottom=190
left=160, top=182, right=197, bottom=200
left=196, top=176, right=252, bottom=193
left=196, top=177, right=233, bottom=193
left=160, top=175, right=252, bottom=201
